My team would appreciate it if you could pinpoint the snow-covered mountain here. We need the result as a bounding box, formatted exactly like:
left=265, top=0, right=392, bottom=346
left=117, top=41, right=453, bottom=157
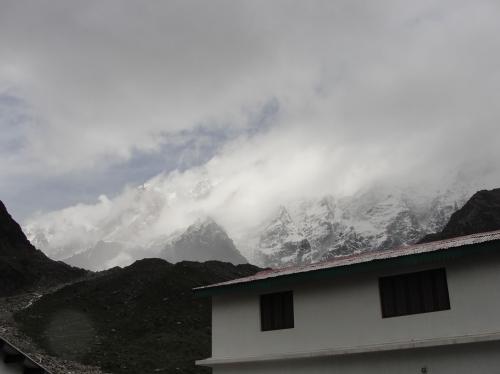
left=23, top=169, right=480, bottom=270
left=252, top=185, right=470, bottom=267
left=253, top=206, right=313, bottom=266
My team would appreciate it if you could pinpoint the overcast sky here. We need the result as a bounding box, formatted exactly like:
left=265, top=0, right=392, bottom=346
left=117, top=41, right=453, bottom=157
left=1, top=0, right=500, bottom=222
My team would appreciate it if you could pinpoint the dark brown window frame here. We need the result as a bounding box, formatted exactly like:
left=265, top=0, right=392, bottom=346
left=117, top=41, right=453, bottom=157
left=379, top=268, right=451, bottom=318
left=260, top=291, right=294, bottom=331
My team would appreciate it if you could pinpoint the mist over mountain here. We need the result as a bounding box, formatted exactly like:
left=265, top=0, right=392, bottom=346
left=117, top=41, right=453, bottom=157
left=23, top=172, right=484, bottom=269
left=63, top=240, right=145, bottom=271
left=54, top=217, right=247, bottom=271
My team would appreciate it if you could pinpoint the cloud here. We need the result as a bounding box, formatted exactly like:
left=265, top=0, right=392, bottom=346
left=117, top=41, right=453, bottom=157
left=2, top=0, right=500, bottom=231
left=0, top=0, right=317, bottom=175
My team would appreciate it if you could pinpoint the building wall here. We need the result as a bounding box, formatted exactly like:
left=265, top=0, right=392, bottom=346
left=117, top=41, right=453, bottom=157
left=211, top=249, right=500, bottom=360
left=213, top=340, right=500, bottom=374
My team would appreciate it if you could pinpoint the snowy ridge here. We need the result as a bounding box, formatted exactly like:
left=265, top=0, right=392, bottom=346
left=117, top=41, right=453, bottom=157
left=253, top=184, right=471, bottom=267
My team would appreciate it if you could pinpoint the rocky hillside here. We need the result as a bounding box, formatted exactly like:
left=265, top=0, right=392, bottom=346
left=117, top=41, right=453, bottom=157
left=0, top=200, right=86, bottom=296
left=15, top=259, right=260, bottom=374
left=419, top=188, right=500, bottom=243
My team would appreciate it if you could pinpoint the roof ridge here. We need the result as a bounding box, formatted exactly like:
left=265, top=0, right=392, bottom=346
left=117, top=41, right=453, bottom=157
left=194, top=229, right=500, bottom=293
left=252, top=229, right=500, bottom=278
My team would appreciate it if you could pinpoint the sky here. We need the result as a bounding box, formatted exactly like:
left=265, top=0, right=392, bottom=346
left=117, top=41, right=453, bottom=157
left=1, top=0, right=500, bottom=225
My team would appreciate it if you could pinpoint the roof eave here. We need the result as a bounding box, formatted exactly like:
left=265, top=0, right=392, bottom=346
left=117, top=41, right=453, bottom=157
left=194, top=240, right=500, bottom=298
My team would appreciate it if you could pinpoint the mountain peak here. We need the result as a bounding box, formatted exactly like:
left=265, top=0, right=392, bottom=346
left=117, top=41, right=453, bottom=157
left=161, top=217, right=247, bottom=264
left=0, top=200, right=35, bottom=255
left=188, top=216, right=220, bottom=231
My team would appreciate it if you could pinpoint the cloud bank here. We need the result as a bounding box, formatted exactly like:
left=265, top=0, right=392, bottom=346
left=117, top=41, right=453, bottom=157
left=1, top=1, right=500, bottom=232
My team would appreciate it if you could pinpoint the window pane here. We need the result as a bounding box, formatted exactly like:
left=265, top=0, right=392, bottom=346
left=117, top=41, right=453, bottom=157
left=379, top=277, right=396, bottom=318
left=394, top=276, right=408, bottom=316
left=273, top=293, right=284, bottom=329
left=420, top=271, right=435, bottom=313
left=407, top=272, right=423, bottom=314
left=379, top=268, right=450, bottom=318
left=260, top=291, right=294, bottom=331
left=432, top=269, right=451, bottom=310
left=260, top=294, right=273, bottom=331
left=283, top=291, right=294, bottom=328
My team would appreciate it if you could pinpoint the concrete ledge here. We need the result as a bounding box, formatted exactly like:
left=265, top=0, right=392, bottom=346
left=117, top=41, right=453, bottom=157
left=197, top=331, right=500, bottom=366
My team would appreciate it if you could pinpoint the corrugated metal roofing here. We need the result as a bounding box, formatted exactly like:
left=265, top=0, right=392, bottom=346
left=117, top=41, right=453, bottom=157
left=195, top=229, right=500, bottom=293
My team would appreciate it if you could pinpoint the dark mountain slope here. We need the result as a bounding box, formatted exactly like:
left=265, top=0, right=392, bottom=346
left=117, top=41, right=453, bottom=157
left=419, top=188, right=500, bottom=243
left=0, top=200, right=86, bottom=296
left=15, top=258, right=260, bottom=374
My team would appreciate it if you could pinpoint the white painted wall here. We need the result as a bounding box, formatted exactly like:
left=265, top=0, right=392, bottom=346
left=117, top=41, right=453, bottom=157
left=213, top=340, right=500, bottom=374
left=210, top=250, right=500, bottom=362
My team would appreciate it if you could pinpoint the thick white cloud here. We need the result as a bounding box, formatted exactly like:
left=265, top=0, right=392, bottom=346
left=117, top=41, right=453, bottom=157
left=2, top=0, right=500, bottom=229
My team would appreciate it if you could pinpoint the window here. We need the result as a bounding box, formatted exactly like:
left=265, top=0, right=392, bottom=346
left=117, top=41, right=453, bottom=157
left=260, top=291, right=294, bottom=331
left=379, top=268, right=450, bottom=318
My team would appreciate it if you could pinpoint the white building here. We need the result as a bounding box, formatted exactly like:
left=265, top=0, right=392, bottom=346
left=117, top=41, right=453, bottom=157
left=195, top=230, right=500, bottom=374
